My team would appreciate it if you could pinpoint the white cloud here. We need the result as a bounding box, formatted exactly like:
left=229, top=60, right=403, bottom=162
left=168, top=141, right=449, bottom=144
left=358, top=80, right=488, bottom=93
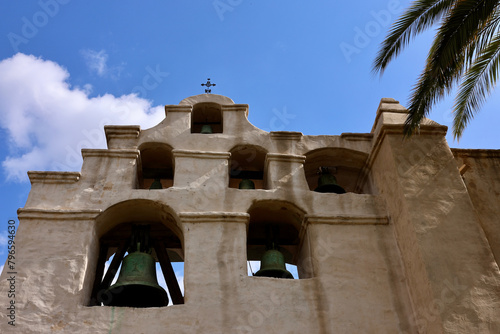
left=81, top=49, right=108, bottom=76
left=0, top=265, right=4, bottom=275
left=0, top=234, right=7, bottom=255
left=80, top=49, right=124, bottom=79
left=155, top=268, right=170, bottom=305
left=247, top=260, right=260, bottom=275
left=0, top=234, right=7, bottom=245
left=102, top=257, right=120, bottom=285
left=0, top=53, right=165, bottom=182
left=156, top=265, right=185, bottom=305
left=175, top=272, right=185, bottom=295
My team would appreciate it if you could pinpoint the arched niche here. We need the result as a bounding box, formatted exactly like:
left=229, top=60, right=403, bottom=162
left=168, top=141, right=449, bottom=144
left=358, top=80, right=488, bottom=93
left=90, top=200, right=184, bottom=306
left=304, top=147, right=368, bottom=193
left=137, top=142, right=174, bottom=189
left=246, top=200, right=306, bottom=279
left=191, top=102, right=223, bottom=133
left=229, top=145, right=267, bottom=189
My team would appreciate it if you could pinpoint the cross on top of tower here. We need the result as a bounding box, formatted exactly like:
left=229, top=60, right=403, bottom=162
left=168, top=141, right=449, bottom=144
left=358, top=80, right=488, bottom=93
left=201, top=78, right=216, bottom=93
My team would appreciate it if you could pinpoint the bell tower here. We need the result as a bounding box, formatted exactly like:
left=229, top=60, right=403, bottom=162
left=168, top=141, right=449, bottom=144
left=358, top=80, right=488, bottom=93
left=1, top=94, right=499, bottom=333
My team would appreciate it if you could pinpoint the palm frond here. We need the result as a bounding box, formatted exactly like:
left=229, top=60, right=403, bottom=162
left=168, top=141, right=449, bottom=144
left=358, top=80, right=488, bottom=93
left=374, top=0, right=500, bottom=137
left=404, top=65, right=449, bottom=135
left=372, top=0, right=456, bottom=75
left=403, top=0, right=500, bottom=135
left=465, top=7, right=500, bottom=65
left=454, top=34, right=500, bottom=139
left=430, top=0, right=498, bottom=74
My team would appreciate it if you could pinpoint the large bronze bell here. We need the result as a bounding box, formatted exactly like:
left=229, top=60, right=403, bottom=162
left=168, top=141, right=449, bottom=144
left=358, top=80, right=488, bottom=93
left=314, top=167, right=346, bottom=194
left=103, top=251, right=169, bottom=307
left=103, top=225, right=169, bottom=308
left=200, top=124, right=213, bottom=134
left=238, top=179, right=255, bottom=189
left=254, top=249, right=293, bottom=279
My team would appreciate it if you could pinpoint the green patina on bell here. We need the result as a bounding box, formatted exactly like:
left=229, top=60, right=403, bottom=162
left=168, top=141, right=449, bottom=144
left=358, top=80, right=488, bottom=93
left=149, top=178, right=162, bottom=189
left=314, top=174, right=346, bottom=194
left=102, top=251, right=169, bottom=308
left=238, top=179, right=255, bottom=189
left=200, top=124, right=213, bottom=134
left=254, top=249, right=293, bottom=279
left=102, top=225, right=168, bottom=308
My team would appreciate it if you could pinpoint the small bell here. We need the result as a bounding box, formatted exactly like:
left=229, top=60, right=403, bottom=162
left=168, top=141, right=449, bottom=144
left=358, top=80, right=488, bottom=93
left=254, top=249, right=293, bottom=279
left=200, top=124, right=213, bottom=134
left=238, top=179, right=255, bottom=189
left=314, top=167, right=345, bottom=194
left=254, top=225, right=293, bottom=279
left=149, top=178, right=162, bottom=189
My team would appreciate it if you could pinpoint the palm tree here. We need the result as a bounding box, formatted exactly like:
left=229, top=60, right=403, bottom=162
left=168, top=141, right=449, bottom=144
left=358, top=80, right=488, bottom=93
left=373, top=0, right=500, bottom=139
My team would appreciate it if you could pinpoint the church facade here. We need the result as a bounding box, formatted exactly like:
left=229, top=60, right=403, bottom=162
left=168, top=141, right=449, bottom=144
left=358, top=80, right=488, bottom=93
left=1, top=94, right=499, bottom=333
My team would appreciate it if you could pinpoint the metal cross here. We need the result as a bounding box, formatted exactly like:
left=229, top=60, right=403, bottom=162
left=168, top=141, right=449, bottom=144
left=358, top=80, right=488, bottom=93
left=201, top=78, right=216, bottom=93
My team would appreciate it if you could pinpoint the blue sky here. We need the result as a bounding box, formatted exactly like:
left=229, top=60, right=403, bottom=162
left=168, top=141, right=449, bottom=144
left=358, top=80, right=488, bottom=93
left=0, top=1, right=498, bottom=276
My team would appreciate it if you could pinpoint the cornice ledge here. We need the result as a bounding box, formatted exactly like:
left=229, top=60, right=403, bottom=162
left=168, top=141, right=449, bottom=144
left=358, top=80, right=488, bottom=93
left=172, top=149, right=231, bottom=160
left=221, top=104, right=249, bottom=117
left=104, top=125, right=140, bottom=140
left=179, top=94, right=235, bottom=105
left=270, top=131, right=303, bottom=141
left=221, top=104, right=248, bottom=110
left=265, top=153, right=306, bottom=164
left=371, top=98, right=407, bottom=133
left=82, top=149, right=140, bottom=159
left=304, top=214, right=388, bottom=225
left=340, top=133, right=373, bottom=141
left=165, top=105, right=193, bottom=114
left=179, top=212, right=250, bottom=224
left=28, top=171, right=81, bottom=184
left=17, top=208, right=102, bottom=220
left=381, top=123, right=447, bottom=136
left=451, top=148, right=500, bottom=158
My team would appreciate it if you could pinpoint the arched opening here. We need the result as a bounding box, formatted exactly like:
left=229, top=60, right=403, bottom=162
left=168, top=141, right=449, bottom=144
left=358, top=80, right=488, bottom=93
left=191, top=102, right=223, bottom=133
left=303, top=147, right=368, bottom=193
left=137, top=143, right=174, bottom=189
left=246, top=201, right=305, bottom=279
left=90, top=200, right=184, bottom=307
left=229, top=145, right=267, bottom=189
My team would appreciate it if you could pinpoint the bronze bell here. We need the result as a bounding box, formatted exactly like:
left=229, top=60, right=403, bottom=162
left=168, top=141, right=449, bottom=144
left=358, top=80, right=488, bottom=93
left=200, top=124, right=213, bottom=134
left=149, top=178, right=162, bottom=189
left=254, top=249, right=293, bottom=279
left=254, top=224, right=293, bottom=279
left=238, top=179, right=255, bottom=189
left=102, top=225, right=169, bottom=308
left=103, top=251, right=169, bottom=307
left=314, top=167, right=346, bottom=194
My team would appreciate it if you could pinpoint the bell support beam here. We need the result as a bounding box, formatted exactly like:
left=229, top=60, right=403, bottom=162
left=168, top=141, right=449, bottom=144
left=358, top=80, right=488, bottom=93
left=99, top=239, right=128, bottom=291
left=89, top=244, right=109, bottom=306
left=154, top=240, right=184, bottom=305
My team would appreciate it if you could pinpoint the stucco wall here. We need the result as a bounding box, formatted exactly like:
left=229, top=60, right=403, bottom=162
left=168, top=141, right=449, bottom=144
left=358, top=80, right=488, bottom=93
left=452, top=149, right=500, bottom=266
left=368, top=99, right=500, bottom=333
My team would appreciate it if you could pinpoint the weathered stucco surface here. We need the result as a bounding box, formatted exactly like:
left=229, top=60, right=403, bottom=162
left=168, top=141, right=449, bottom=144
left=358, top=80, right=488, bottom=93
left=452, top=149, right=500, bottom=266
left=0, top=94, right=498, bottom=333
